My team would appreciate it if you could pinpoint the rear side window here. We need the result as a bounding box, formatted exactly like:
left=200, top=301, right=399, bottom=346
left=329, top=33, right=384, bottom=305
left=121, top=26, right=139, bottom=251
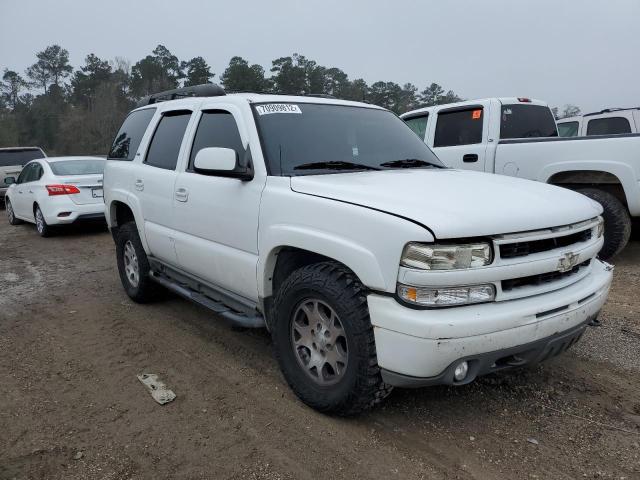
left=50, top=159, right=105, bottom=176
left=145, top=111, right=192, bottom=170
left=500, top=105, right=558, bottom=139
left=586, top=117, right=632, bottom=136
left=20, top=163, right=39, bottom=183
left=108, top=108, right=156, bottom=160
left=0, top=149, right=45, bottom=167
left=189, top=111, right=244, bottom=170
left=434, top=108, right=483, bottom=147
left=557, top=121, right=579, bottom=137
left=403, top=114, right=429, bottom=140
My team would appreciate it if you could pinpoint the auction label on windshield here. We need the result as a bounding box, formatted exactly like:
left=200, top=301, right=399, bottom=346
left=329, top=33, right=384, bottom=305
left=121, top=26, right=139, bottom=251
left=255, top=104, right=302, bottom=115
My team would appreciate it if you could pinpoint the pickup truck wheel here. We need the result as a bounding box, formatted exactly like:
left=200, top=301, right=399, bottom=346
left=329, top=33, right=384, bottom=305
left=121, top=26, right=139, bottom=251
left=270, top=261, right=392, bottom=415
left=6, top=199, right=23, bottom=225
left=115, top=222, right=160, bottom=303
left=576, top=188, right=631, bottom=259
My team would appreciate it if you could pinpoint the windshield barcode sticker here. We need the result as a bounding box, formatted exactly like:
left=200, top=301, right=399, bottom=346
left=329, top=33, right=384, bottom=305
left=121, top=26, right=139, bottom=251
left=255, top=104, right=302, bottom=115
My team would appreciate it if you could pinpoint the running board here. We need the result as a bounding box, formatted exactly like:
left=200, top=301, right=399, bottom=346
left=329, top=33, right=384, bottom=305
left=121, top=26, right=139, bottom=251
left=150, top=272, right=265, bottom=329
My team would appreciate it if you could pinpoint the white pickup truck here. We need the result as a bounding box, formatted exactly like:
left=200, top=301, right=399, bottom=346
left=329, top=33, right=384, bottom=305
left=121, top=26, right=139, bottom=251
left=401, top=98, right=640, bottom=259
left=104, top=85, right=612, bottom=415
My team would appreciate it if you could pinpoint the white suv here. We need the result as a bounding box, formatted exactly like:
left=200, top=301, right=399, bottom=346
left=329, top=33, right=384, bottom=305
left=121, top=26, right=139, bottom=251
left=104, top=84, right=613, bottom=415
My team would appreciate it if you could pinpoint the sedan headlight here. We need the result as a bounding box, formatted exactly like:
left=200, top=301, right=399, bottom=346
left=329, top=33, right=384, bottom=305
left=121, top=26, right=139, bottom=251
left=401, top=242, right=492, bottom=270
left=398, top=283, right=495, bottom=307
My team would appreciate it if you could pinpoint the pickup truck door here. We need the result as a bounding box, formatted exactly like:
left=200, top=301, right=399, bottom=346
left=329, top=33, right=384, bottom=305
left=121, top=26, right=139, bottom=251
left=427, top=102, right=490, bottom=172
left=133, top=109, right=194, bottom=266
left=172, top=107, right=265, bottom=301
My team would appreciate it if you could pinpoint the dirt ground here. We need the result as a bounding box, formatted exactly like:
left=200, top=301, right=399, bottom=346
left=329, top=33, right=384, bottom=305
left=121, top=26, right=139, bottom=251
left=1, top=217, right=639, bottom=480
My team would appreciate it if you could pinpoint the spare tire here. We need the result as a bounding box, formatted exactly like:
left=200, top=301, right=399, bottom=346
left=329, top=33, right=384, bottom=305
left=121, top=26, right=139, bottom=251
left=577, top=188, right=631, bottom=259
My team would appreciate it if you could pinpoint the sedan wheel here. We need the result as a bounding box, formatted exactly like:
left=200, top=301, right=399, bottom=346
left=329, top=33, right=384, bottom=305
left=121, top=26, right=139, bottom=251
left=34, top=206, right=51, bottom=237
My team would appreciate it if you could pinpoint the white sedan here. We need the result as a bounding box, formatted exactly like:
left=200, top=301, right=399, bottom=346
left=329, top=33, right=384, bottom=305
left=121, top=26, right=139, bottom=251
left=5, top=156, right=106, bottom=237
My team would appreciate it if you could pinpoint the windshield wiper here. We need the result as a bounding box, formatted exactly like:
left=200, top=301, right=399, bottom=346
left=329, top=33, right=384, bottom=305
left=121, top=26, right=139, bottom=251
left=294, top=161, right=380, bottom=171
left=379, top=158, right=442, bottom=169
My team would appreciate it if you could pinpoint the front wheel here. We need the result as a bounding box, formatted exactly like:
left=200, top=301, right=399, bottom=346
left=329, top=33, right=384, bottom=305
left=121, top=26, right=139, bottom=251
left=6, top=199, right=23, bottom=225
left=577, top=188, right=631, bottom=260
left=115, top=222, right=161, bottom=303
left=270, top=261, right=392, bottom=415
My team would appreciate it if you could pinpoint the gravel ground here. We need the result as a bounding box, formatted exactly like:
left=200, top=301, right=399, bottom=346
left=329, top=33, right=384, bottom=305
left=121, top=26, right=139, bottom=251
left=0, top=217, right=639, bottom=480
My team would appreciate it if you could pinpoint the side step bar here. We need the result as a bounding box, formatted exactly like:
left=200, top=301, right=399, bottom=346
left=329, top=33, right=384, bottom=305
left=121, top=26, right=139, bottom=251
left=150, top=273, right=265, bottom=329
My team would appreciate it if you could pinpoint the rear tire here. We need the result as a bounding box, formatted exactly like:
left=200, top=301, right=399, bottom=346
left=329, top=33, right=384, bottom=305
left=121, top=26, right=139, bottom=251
left=577, top=188, right=631, bottom=260
left=6, top=199, right=23, bottom=225
left=115, top=222, right=161, bottom=303
left=270, top=261, right=392, bottom=415
left=34, top=205, right=52, bottom=237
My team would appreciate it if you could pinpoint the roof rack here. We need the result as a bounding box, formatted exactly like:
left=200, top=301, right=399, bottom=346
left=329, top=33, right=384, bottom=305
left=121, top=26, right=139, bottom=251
left=584, top=107, right=640, bottom=117
left=304, top=93, right=336, bottom=99
left=137, top=83, right=226, bottom=107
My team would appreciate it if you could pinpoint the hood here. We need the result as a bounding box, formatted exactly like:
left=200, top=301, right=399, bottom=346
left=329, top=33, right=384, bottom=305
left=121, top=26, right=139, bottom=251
left=290, top=169, right=601, bottom=239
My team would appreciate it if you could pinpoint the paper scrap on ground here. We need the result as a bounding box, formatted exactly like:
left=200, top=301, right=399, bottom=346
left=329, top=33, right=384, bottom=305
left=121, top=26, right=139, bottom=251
left=137, top=373, right=176, bottom=405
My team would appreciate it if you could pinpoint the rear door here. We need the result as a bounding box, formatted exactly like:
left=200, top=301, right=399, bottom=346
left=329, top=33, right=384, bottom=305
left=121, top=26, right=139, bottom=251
left=427, top=102, right=489, bottom=171
left=134, top=108, right=194, bottom=266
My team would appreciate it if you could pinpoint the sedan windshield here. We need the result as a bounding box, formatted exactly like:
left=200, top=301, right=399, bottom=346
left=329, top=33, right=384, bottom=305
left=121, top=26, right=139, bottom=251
left=50, top=159, right=105, bottom=176
left=253, top=103, right=444, bottom=175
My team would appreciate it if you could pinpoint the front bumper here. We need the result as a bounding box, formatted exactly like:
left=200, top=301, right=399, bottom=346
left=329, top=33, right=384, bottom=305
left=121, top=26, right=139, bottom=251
left=369, top=259, right=612, bottom=386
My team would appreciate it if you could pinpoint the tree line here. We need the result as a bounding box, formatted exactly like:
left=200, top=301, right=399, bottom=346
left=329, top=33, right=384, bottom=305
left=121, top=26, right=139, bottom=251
left=0, top=44, right=465, bottom=155
left=0, top=44, right=581, bottom=155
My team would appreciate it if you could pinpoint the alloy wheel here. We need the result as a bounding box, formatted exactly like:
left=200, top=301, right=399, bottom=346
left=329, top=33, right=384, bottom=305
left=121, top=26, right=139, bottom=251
left=123, top=240, right=140, bottom=288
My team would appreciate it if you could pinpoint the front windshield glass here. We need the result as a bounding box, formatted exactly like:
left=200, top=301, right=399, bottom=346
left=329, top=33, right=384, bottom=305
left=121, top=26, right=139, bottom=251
left=253, top=103, right=445, bottom=176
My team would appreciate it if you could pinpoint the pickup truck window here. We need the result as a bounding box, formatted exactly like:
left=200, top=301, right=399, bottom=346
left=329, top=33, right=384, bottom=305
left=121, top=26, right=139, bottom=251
left=557, top=121, right=579, bottom=137
left=434, top=109, right=483, bottom=147
left=254, top=103, right=443, bottom=175
left=189, top=111, right=244, bottom=170
left=586, top=117, right=631, bottom=136
left=500, top=104, right=557, bottom=139
left=108, top=108, right=156, bottom=160
left=145, top=111, right=192, bottom=170
left=403, top=114, right=429, bottom=140
left=0, top=148, right=45, bottom=167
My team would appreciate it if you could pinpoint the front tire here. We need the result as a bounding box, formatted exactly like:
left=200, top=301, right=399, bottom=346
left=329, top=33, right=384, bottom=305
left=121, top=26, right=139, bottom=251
left=34, top=205, right=52, bottom=237
left=270, top=261, right=392, bottom=415
left=6, top=199, right=23, bottom=225
left=115, top=222, right=160, bottom=303
left=577, top=188, right=631, bottom=260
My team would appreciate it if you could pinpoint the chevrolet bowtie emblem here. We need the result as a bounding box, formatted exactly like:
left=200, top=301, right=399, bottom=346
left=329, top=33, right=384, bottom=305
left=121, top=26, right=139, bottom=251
left=557, top=252, right=580, bottom=273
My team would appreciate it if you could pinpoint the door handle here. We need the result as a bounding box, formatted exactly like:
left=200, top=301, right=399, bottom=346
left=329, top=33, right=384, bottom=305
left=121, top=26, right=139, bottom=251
left=463, top=154, right=479, bottom=163
left=28, top=190, right=34, bottom=193
left=135, top=179, right=144, bottom=191
left=175, top=187, right=189, bottom=202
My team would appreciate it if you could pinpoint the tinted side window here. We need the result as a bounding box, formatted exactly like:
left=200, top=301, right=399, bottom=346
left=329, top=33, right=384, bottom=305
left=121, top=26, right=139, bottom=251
left=145, top=111, right=192, bottom=170
left=557, top=121, right=579, bottom=137
left=434, top=109, right=483, bottom=147
left=403, top=114, right=429, bottom=140
left=189, top=111, right=244, bottom=170
left=33, top=163, right=44, bottom=181
left=500, top=105, right=558, bottom=139
left=108, top=108, right=156, bottom=160
left=17, top=164, right=33, bottom=183
left=586, top=117, right=632, bottom=136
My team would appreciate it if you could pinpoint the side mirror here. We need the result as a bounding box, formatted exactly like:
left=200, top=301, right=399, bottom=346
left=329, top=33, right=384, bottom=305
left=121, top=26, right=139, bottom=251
left=193, top=147, right=253, bottom=180
left=4, top=176, right=16, bottom=185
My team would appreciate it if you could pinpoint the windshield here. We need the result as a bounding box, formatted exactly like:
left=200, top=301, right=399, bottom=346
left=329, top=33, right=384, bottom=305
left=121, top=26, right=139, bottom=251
left=253, top=103, right=444, bottom=175
left=50, top=159, right=105, bottom=176
left=0, top=149, right=45, bottom=167
left=500, top=104, right=558, bottom=139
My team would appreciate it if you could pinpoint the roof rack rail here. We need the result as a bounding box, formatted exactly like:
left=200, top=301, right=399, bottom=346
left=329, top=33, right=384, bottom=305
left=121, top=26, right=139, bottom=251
left=303, top=93, right=336, bottom=99
left=584, top=106, right=640, bottom=117
left=137, top=83, right=225, bottom=107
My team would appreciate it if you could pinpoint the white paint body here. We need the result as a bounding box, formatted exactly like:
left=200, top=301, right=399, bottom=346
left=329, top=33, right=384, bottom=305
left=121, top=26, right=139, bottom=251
left=402, top=98, right=640, bottom=217
left=104, top=94, right=612, bottom=380
left=558, top=109, right=640, bottom=137
left=6, top=156, right=105, bottom=226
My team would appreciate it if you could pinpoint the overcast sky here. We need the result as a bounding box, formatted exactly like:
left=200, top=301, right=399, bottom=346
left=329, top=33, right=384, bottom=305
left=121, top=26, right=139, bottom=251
left=1, top=0, right=638, bottom=113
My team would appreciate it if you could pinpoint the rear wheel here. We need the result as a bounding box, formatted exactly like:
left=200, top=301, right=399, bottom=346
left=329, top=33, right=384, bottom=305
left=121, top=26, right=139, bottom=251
left=270, top=261, right=392, bottom=415
left=577, top=188, right=631, bottom=260
left=6, top=199, right=23, bottom=225
left=34, top=205, right=52, bottom=237
left=115, top=222, right=160, bottom=303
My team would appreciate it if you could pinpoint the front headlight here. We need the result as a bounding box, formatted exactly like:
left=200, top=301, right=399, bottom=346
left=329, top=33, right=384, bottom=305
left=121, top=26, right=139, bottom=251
left=397, top=283, right=495, bottom=307
left=401, top=242, right=492, bottom=270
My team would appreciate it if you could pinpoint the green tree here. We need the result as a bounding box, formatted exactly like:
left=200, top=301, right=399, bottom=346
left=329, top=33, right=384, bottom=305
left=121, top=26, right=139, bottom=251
left=220, top=56, right=270, bottom=92
left=182, top=56, right=214, bottom=86
left=26, top=45, right=73, bottom=94
left=270, top=53, right=317, bottom=94
left=71, top=54, right=112, bottom=107
left=130, top=44, right=183, bottom=97
left=560, top=104, right=581, bottom=119
left=343, top=78, right=369, bottom=102
left=1, top=69, right=28, bottom=109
